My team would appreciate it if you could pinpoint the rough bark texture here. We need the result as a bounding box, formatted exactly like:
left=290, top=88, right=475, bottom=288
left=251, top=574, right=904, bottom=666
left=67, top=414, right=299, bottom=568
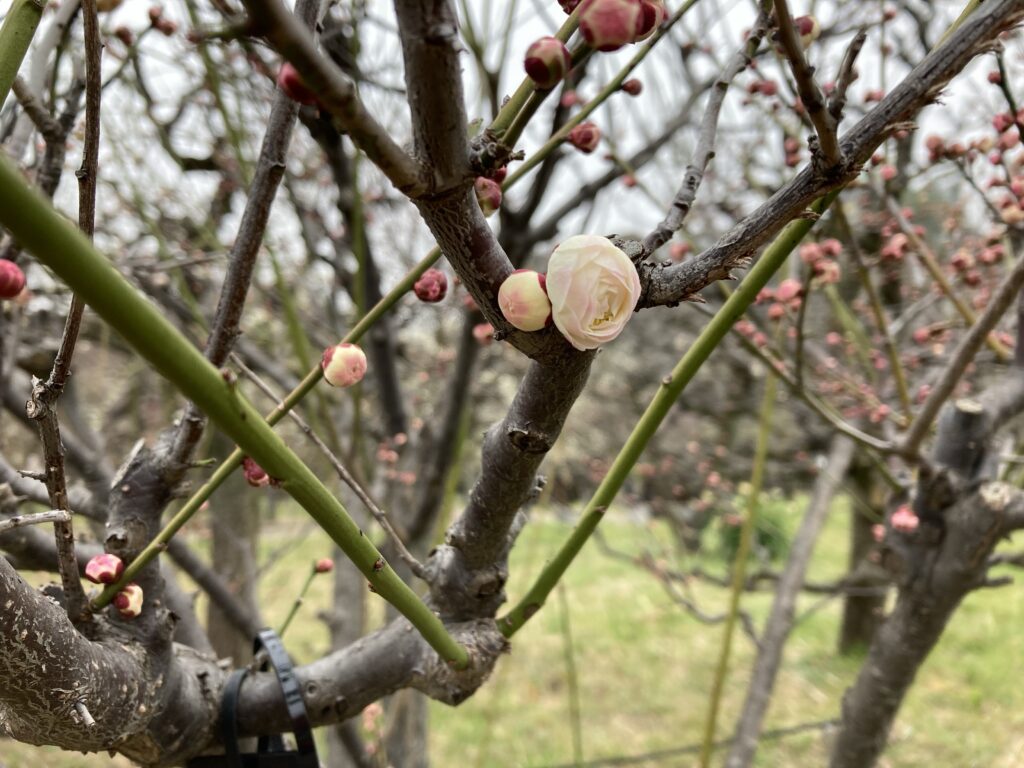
left=831, top=380, right=1024, bottom=767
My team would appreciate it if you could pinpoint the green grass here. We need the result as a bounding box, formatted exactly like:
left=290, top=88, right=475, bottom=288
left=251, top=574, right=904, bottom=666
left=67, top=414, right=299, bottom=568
left=4, top=496, right=1024, bottom=767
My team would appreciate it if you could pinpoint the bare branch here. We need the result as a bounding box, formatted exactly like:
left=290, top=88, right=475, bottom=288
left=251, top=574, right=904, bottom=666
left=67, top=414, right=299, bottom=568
left=0, top=509, right=71, bottom=534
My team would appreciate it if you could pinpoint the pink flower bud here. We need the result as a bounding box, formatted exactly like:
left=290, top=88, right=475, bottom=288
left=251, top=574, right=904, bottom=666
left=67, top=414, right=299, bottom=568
left=113, top=583, right=144, bottom=618
left=669, top=242, right=691, bottom=262
left=475, top=177, right=502, bottom=216
left=871, top=524, right=885, bottom=543
left=85, top=553, right=125, bottom=584
left=242, top=456, right=270, bottom=488
left=277, top=62, right=318, bottom=106
left=413, top=268, right=448, bottom=303
left=322, top=343, right=367, bottom=387
left=315, top=557, right=334, bottom=574
left=498, top=270, right=552, bottom=332
left=579, top=0, right=641, bottom=52
left=560, top=90, right=581, bottom=108
left=989, top=70, right=1003, bottom=85
left=794, top=15, right=820, bottom=48
left=472, top=323, right=495, bottom=346
left=0, top=261, right=26, bottom=299
left=524, top=36, right=572, bottom=90
left=993, top=112, right=1014, bottom=134
left=567, top=121, right=601, bottom=153
left=891, top=504, right=919, bottom=533
left=634, top=0, right=666, bottom=40
left=621, top=78, right=643, bottom=96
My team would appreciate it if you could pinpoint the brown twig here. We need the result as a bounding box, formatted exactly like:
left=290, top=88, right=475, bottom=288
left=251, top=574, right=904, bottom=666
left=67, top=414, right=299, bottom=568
left=230, top=354, right=428, bottom=580
left=241, top=0, right=426, bottom=196
left=0, top=509, right=72, bottom=535
left=900, top=239, right=1024, bottom=458
left=827, top=29, right=868, bottom=123
left=24, top=0, right=103, bottom=623
left=642, top=4, right=772, bottom=254
left=773, top=0, right=840, bottom=166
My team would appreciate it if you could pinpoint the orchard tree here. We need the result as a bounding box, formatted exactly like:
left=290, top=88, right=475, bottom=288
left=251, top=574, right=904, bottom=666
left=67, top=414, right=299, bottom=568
left=2, top=1, right=1024, bottom=767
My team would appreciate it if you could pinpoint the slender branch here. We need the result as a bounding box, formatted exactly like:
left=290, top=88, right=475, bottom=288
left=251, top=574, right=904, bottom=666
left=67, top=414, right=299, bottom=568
left=773, top=0, right=840, bottom=165
left=11, top=75, right=62, bottom=141
left=901, top=239, right=1024, bottom=458
left=0, top=157, right=469, bottom=668
left=0, top=509, right=71, bottom=534
left=0, top=0, right=44, bottom=107
left=231, top=353, right=427, bottom=579
left=699, top=335, right=778, bottom=768
left=725, top=435, right=856, bottom=768
left=242, top=0, right=426, bottom=196
left=640, top=0, right=1024, bottom=307
left=886, top=198, right=1011, bottom=361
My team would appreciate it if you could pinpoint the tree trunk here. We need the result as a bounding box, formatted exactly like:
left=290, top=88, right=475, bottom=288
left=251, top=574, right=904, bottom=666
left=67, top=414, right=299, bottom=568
left=837, top=461, right=888, bottom=654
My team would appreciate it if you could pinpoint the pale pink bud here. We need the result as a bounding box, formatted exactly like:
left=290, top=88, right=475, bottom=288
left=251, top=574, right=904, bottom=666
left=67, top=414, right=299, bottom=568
left=315, top=558, right=334, bottom=574
left=579, top=0, right=641, bottom=52
left=567, top=121, right=601, bottom=153
left=524, top=37, right=571, bottom=90
left=322, top=343, right=367, bottom=387
left=0, top=261, right=26, bottom=299
left=560, top=90, right=581, bottom=108
left=871, top=524, right=885, bottom=543
left=794, top=15, right=820, bottom=48
left=85, top=553, right=125, bottom=584
left=277, top=62, right=318, bottom=106
left=242, top=456, right=270, bottom=488
left=880, top=164, right=897, bottom=181
left=472, top=323, right=495, bottom=346
left=621, top=78, right=643, bottom=96
left=891, top=504, right=919, bottom=533
left=113, top=583, right=144, bottom=618
left=669, top=242, right=691, bottom=262
left=634, top=0, right=666, bottom=40
left=993, top=112, right=1014, bottom=134
left=413, top=268, right=448, bottom=303
left=775, top=278, right=803, bottom=303
left=498, top=270, right=552, bottom=332
left=475, top=177, right=502, bottom=216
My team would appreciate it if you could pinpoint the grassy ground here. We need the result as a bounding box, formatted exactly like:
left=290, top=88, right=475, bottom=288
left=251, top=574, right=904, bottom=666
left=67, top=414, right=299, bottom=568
left=3, top=496, right=1024, bottom=767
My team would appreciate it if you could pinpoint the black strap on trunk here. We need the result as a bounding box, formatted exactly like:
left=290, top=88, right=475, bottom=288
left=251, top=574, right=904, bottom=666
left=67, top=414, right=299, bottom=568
left=187, top=628, right=319, bottom=767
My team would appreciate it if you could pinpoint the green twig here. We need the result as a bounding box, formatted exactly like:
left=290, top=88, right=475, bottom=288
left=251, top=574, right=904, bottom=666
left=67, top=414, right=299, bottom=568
left=698, top=334, right=778, bottom=768
left=0, top=0, right=44, bottom=109
left=498, top=191, right=841, bottom=638
left=92, top=245, right=443, bottom=609
left=503, top=0, right=701, bottom=189
left=0, top=158, right=468, bottom=667
left=559, top=583, right=584, bottom=767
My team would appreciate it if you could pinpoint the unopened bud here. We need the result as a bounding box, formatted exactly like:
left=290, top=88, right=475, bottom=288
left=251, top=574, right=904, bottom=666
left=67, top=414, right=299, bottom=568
left=794, top=15, right=820, bottom=48
left=114, top=583, right=144, bottom=618
left=277, top=62, right=318, bottom=106
left=0, top=261, right=26, bottom=300
left=315, top=558, right=334, bottom=574
left=475, top=177, right=502, bottom=216
left=322, top=343, right=368, bottom=387
left=567, top=121, right=601, bottom=153
left=621, top=78, right=643, bottom=96
left=85, top=554, right=125, bottom=584
left=579, top=0, right=642, bottom=52
left=242, top=456, right=271, bottom=488
left=634, top=0, right=667, bottom=41
left=524, top=37, right=571, bottom=90
left=498, top=270, right=552, bottom=332
left=414, top=268, right=448, bottom=303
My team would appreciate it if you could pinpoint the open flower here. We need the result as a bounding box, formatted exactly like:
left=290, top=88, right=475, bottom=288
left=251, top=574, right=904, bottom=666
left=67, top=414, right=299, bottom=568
left=546, top=235, right=641, bottom=350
